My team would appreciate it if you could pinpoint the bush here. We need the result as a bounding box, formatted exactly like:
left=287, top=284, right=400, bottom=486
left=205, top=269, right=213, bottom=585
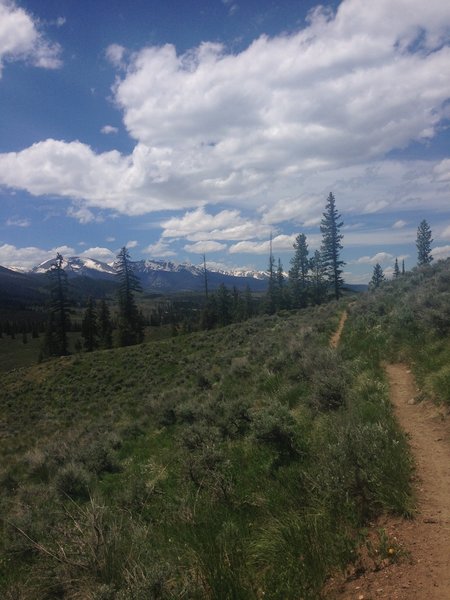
left=54, top=462, right=91, bottom=500
left=79, top=439, right=121, bottom=475
left=251, top=401, right=307, bottom=468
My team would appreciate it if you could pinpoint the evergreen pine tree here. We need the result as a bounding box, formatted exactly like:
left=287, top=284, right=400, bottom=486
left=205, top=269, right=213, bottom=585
left=115, top=247, right=144, bottom=346
left=81, top=297, right=98, bottom=352
left=289, top=233, right=309, bottom=308
left=276, top=258, right=287, bottom=309
left=203, top=254, right=209, bottom=299
left=310, top=250, right=327, bottom=304
left=320, top=193, right=345, bottom=300
left=200, top=294, right=218, bottom=330
left=98, top=299, right=113, bottom=349
left=231, top=286, right=245, bottom=322
left=243, top=285, right=254, bottom=319
left=370, top=263, right=385, bottom=289
left=393, top=257, right=400, bottom=278
left=41, top=312, right=58, bottom=358
left=265, top=233, right=277, bottom=314
left=416, top=219, right=433, bottom=266
left=216, top=283, right=232, bottom=326
left=402, top=259, right=405, bottom=275
left=45, top=253, right=71, bottom=355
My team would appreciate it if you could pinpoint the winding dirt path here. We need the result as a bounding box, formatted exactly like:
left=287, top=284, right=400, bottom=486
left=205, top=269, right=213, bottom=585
left=330, top=364, right=450, bottom=599
left=330, top=311, right=348, bottom=348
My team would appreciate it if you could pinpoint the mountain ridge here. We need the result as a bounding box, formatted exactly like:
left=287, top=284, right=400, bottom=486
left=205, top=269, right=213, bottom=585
left=5, top=255, right=268, bottom=293
left=1, top=256, right=367, bottom=295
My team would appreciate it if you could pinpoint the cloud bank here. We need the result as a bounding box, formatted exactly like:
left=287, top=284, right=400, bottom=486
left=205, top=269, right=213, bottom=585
left=0, top=0, right=449, bottom=238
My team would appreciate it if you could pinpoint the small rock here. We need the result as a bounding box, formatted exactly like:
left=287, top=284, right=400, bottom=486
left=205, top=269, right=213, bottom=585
left=407, top=398, right=415, bottom=405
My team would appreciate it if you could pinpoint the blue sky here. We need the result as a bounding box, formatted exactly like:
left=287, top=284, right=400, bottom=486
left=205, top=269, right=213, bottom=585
left=0, top=0, right=450, bottom=282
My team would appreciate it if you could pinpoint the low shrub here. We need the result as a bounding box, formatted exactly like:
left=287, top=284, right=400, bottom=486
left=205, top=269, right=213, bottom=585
left=54, top=462, right=91, bottom=500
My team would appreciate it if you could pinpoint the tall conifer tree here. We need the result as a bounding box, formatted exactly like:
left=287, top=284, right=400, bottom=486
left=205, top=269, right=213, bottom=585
left=265, top=233, right=277, bottom=314
left=115, top=247, right=144, bottom=346
left=320, top=193, right=345, bottom=300
left=370, top=263, right=385, bottom=289
left=45, top=253, right=71, bottom=356
left=289, top=233, right=309, bottom=308
left=416, top=219, right=433, bottom=266
left=393, top=257, right=400, bottom=278
left=98, top=299, right=113, bottom=349
left=81, top=297, right=98, bottom=352
left=310, top=250, right=326, bottom=305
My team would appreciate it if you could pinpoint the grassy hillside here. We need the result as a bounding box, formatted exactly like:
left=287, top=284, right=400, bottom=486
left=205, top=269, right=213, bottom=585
left=342, top=258, right=450, bottom=407
left=0, top=282, right=424, bottom=598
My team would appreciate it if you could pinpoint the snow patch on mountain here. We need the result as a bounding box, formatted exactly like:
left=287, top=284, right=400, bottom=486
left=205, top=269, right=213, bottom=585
left=33, top=256, right=116, bottom=277
left=31, top=256, right=267, bottom=283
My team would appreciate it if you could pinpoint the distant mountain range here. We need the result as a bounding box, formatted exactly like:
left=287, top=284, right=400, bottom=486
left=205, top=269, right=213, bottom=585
left=29, top=256, right=269, bottom=293
left=0, top=256, right=366, bottom=308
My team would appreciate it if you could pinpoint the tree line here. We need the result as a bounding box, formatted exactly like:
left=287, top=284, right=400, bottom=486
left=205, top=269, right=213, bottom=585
left=370, top=218, right=434, bottom=289
left=264, top=192, right=345, bottom=313
left=37, top=193, right=349, bottom=356
left=40, top=247, right=145, bottom=357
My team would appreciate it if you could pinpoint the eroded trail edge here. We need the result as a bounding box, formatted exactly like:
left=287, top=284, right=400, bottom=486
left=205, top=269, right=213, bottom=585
left=334, top=364, right=450, bottom=599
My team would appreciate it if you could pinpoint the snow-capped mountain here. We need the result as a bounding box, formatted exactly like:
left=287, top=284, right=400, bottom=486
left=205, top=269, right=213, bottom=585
left=30, top=256, right=268, bottom=292
left=33, top=256, right=116, bottom=279
left=208, top=266, right=268, bottom=280
left=133, top=259, right=203, bottom=276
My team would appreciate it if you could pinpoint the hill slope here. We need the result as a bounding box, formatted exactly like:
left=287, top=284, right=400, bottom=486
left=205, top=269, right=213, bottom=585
left=1, top=294, right=417, bottom=599
left=325, top=259, right=450, bottom=598
left=8, top=255, right=450, bottom=598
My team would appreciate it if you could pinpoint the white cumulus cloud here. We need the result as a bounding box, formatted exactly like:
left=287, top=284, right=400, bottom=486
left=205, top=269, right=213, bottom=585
left=229, top=234, right=297, bottom=255
left=0, top=243, right=74, bottom=271
left=79, top=246, right=116, bottom=263
left=432, top=245, right=450, bottom=261
left=142, top=239, right=176, bottom=258
left=354, top=252, right=395, bottom=265
left=0, top=0, right=62, bottom=78
left=67, top=205, right=102, bottom=224
left=101, top=125, right=119, bottom=135
left=161, top=207, right=271, bottom=242
left=0, top=0, right=449, bottom=224
left=184, top=240, right=227, bottom=254
left=106, top=43, right=126, bottom=68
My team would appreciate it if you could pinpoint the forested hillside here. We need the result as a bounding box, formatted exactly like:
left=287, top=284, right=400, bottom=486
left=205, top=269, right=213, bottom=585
left=1, top=260, right=449, bottom=599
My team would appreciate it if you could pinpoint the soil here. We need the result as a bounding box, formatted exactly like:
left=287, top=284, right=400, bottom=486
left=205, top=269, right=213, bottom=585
left=330, top=311, right=348, bottom=348
left=326, top=363, right=450, bottom=600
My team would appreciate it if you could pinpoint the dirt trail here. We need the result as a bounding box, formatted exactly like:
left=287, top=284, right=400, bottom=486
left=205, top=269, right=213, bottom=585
left=330, top=311, right=348, bottom=348
left=330, top=364, right=450, bottom=600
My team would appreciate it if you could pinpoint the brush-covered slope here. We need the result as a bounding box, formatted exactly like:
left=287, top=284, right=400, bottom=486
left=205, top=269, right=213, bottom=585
left=342, top=258, right=450, bottom=407
left=0, top=303, right=413, bottom=599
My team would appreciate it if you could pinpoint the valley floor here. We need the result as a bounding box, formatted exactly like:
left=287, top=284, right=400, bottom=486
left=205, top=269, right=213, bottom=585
left=330, top=363, right=450, bottom=600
